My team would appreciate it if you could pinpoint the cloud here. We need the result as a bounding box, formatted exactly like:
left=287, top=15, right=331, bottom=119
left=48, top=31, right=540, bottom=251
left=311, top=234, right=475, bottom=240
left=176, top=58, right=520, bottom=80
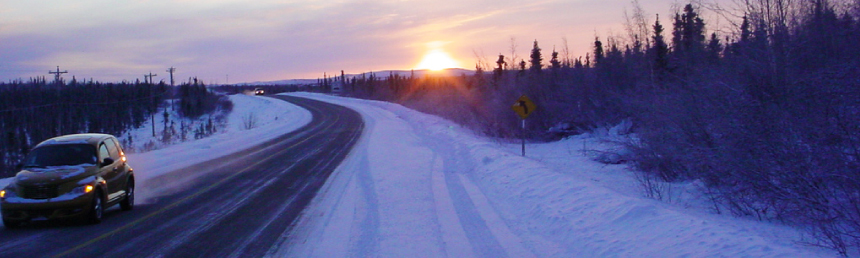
left=0, top=0, right=726, bottom=83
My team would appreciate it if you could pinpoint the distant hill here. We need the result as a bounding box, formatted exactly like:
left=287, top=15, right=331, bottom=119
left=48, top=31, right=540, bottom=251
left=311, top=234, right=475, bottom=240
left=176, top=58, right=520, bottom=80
left=350, top=68, right=473, bottom=79
left=237, top=78, right=318, bottom=86
left=236, top=68, right=474, bottom=86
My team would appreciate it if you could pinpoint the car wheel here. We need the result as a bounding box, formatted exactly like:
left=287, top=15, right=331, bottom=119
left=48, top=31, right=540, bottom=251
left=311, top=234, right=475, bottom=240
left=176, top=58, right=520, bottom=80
left=3, top=217, right=20, bottom=229
left=120, top=179, right=134, bottom=211
left=86, top=191, right=104, bottom=224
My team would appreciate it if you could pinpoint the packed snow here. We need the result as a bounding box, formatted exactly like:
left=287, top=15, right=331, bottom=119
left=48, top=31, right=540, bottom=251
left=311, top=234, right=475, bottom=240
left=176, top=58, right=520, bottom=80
left=273, top=92, right=833, bottom=257
left=1, top=92, right=836, bottom=257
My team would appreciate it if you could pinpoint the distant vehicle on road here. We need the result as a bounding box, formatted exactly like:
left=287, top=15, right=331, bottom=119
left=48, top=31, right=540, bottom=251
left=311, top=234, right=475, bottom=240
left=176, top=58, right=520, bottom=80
left=331, top=81, right=343, bottom=95
left=254, top=88, right=265, bottom=95
left=1, top=133, right=135, bottom=228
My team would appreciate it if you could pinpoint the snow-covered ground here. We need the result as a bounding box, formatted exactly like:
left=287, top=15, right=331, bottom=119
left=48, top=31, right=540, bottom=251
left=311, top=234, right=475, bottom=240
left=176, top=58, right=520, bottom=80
left=128, top=93, right=312, bottom=202
left=275, top=92, right=833, bottom=257
left=0, top=92, right=836, bottom=256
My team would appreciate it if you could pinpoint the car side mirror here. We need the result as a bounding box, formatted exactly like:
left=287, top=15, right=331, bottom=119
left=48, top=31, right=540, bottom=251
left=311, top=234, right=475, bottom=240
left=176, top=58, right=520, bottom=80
left=102, top=158, right=115, bottom=166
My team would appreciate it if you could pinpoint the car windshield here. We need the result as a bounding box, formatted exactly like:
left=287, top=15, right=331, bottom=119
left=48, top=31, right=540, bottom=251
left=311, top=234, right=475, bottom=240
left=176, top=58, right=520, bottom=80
left=23, top=144, right=97, bottom=168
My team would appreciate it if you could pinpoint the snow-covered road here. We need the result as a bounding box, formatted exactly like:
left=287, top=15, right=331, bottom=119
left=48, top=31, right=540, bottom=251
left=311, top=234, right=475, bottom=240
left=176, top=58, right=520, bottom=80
left=274, top=93, right=831, bottom=257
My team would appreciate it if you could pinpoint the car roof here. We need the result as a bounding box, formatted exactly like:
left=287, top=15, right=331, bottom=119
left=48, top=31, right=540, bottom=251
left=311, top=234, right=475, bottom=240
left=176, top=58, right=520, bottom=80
left=35, top=133, right=113, bottom=148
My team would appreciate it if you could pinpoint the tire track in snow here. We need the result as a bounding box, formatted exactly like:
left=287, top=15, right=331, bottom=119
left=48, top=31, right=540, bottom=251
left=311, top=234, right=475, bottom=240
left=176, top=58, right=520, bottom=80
left=456, top=173, right=535, bottom=258
left=284, top=94, right=532, bottom=257
left=429, top=153, right=476, bottom=257
left=415, top=122, right=532, bottom=258
left=351, top=146, right=381, bottom=256
left=357, top=105, right=447, bottom=257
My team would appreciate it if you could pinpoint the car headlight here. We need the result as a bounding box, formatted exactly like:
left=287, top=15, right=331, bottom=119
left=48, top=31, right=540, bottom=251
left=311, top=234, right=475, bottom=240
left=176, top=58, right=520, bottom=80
left=72, top=184, right=95, bottom=195
left=0, top=189, right=15, bottom=199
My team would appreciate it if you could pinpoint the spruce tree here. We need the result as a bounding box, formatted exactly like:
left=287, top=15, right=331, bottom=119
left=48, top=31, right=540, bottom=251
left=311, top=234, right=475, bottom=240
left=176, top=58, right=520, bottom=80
left=707, top=32, right=722, bottom=62
left=671, top=4, right=706, bottom=57
left=652, top=14, right=670, bottom=81
left=519, top=60, right=527, bottom=76
left=550, top=49, right=561, bottom=70
left=593, top=37, right=605, bottom=66
left=574, top=57, right=584, bottom=69
left=683, top=4, right=706, bottom=52
left=494, top=54, right=506, bottom=81
left=740, top=15, right=751, bottom=43
left=529, top=40, right=543, bottom=74
left=672, top=13, right=683, bottom=52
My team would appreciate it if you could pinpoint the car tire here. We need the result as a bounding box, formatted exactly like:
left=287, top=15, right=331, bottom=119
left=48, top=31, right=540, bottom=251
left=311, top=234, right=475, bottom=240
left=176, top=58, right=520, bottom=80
left=120, top=179, right=134, bottom=211
left=86, top=191, right=104, bottom=224
left=3, top=218, right=20, bottom=229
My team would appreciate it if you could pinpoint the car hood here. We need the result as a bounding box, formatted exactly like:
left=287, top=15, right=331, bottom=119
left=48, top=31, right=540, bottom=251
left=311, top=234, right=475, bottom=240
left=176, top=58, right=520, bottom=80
left=15, top=165, right=96, bottom=186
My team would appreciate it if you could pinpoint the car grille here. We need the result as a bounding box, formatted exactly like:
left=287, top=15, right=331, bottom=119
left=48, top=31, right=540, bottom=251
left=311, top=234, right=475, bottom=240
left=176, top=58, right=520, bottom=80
left=23, top=185, right=59, bottom=199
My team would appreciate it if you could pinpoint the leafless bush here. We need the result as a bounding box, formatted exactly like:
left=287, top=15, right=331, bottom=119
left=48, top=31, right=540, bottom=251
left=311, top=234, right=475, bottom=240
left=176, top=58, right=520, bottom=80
left=634, top=169, right=673, bottom=202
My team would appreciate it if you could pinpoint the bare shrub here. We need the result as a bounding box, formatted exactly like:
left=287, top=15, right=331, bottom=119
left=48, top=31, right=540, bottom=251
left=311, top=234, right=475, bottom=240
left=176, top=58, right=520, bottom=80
left=634, top=169, right=673, bottom=202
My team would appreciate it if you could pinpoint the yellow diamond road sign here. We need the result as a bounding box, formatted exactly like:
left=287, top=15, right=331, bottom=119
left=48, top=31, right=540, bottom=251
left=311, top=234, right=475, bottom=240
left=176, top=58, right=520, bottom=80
left=511, top=95, right=537, bottom=119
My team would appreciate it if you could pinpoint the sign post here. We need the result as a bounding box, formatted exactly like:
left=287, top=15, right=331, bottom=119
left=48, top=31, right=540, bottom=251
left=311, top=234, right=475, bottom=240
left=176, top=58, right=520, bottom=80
left=511, top=95, right=537, bottom=156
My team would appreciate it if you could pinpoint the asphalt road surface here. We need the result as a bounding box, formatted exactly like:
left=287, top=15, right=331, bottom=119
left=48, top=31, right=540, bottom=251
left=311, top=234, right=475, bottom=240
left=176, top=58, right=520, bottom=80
left=0, top=95, right=364, bottom=257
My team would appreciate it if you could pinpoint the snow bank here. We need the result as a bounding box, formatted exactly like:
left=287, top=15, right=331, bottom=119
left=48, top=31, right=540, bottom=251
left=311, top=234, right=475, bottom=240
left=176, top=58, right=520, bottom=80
left=128, top=94, right=310, bottom=200
left=278, top=92, right=831, bottom=257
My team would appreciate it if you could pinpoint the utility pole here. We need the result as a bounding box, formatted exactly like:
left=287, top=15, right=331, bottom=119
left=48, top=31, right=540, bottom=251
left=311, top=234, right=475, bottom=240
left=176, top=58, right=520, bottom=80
left=48, top=66, right=68, bottom=84
left=167, top=67, right=176, bottom=111
left=144, top=72, right=158, bottom=84
left=145, top=72, right=158, bottom=137
left=166, top=67, right=176, bottom=86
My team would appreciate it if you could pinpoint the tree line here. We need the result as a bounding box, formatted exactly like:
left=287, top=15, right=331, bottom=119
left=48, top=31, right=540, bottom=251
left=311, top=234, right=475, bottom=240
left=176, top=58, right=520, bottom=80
left=0, top=77, right=233, bottom=177
left=0, top=77, right=166, bottom=177
left=149, top=78, right=234, bottom=149
left=338, top=0, right=860, bottom=255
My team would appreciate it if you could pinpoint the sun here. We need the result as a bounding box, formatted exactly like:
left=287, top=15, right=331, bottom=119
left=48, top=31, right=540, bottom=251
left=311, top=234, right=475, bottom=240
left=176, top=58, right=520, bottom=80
left=415, top=49, right=459, bottom=71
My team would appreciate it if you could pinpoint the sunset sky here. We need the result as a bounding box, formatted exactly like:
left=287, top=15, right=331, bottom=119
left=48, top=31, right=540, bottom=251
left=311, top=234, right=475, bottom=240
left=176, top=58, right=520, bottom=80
left=0, top=0, right=733, bottom=84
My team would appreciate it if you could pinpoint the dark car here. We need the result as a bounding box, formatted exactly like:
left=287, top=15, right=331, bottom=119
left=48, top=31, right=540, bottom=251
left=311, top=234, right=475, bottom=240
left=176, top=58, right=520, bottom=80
left=254, top=88, right=265, bottom=95
left=0, top=133, right=135, bottom=228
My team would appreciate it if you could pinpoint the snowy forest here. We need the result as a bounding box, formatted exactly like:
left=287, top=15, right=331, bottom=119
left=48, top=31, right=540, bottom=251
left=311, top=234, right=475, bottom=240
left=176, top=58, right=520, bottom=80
left=0, top=78, right=231, bottom=178
left=338, top=1, right=860, bottom=255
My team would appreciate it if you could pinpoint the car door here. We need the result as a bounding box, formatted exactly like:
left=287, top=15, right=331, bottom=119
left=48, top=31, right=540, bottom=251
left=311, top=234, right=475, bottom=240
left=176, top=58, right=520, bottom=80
left=104, top=138, right=127, bottom=193
left=97, top=141, right=120, bottom=196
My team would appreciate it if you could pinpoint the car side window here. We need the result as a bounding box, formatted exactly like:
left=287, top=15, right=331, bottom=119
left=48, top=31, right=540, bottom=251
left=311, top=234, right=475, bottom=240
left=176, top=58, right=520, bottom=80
left=111, top=137, right=125, bottom=154
left=99, top=144, right=110, bottom=164
left=104, top=139, right=120, bottom=160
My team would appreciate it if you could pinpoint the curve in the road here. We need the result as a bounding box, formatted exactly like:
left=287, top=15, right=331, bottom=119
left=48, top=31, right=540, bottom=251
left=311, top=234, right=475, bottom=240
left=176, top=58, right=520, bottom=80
left=0, top=95, right=364, bottom=258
